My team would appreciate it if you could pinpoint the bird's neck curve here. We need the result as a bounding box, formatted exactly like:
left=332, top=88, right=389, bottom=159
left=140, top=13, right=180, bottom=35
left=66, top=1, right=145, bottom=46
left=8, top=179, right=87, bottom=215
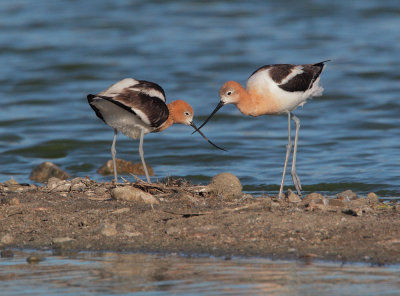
left=233, top=84, right=255, bottom=116
left=155, top=102, right=175, bottom=132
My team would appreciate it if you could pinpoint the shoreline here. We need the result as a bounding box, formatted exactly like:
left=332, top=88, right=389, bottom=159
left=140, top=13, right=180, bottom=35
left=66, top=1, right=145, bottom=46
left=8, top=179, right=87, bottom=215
left=1, top=177, right=399, bottom=265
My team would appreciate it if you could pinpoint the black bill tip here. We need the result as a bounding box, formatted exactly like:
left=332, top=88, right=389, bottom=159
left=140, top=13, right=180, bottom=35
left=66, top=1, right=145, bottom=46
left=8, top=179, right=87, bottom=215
left=190, top=122, right=227, bottom=151
left=192, top=100, right=225, bottom=134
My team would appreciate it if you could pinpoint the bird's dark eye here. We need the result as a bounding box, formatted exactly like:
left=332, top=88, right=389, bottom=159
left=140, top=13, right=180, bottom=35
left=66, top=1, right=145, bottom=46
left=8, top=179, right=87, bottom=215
left=184, top=112, right=190, bottom=116
left=227, top=91, right=232, bottom=96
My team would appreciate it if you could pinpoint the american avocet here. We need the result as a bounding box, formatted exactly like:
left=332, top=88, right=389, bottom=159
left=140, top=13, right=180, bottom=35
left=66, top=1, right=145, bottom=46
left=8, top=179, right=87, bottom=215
left=194, top=61, right=329, bottom=199
left=88, top=78, right=224, bottom=183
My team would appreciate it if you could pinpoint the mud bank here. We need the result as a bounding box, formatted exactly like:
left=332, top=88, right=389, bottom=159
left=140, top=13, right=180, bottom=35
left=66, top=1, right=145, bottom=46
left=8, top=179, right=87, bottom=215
left=1, top=177, right=399, bottom=265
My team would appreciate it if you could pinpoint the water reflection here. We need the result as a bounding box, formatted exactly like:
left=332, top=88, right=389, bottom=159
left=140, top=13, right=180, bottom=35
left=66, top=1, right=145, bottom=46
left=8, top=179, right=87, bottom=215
left=1, top=251, right=399, bottom=295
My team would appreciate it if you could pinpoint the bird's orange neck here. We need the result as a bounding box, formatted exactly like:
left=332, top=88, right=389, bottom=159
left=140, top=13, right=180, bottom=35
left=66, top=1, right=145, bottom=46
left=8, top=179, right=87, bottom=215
left=155, top=103, right=175, bottom=132
left=232, top=82, right=281, bottom=116
left=229, top=83, right=259, bottom=116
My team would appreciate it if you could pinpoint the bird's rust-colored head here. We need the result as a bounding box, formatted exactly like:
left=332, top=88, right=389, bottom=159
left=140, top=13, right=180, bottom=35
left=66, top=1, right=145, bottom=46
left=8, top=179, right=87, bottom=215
left=168, top=100, right=194, bottom=126
left=165, top=100, right=225, bottom=151
left=193, top=81, right=246, bottom=133
left=219, top=81, right=244, bottom=105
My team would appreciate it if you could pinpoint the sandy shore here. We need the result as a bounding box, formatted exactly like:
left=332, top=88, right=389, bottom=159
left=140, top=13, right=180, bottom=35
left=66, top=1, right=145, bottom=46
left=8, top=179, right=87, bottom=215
left=1, top=177, right=399, bottom=265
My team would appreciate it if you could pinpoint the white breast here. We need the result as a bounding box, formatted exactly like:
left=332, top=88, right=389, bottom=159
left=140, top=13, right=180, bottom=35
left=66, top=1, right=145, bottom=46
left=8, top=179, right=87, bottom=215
left=247, top=68, right=324, bottom=114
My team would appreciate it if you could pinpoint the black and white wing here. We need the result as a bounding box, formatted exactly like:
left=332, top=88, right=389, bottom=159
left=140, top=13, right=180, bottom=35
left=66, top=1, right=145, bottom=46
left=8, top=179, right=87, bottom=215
left=250, top=61, right=328, bottom=93
left=87, top=78, right=169, bottom=129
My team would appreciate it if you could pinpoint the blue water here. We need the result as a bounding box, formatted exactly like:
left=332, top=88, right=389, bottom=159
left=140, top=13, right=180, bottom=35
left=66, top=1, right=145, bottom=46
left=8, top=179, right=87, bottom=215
left=1, top=251, right=400, bottom=296
left=1, top=0, right=400, bottom=196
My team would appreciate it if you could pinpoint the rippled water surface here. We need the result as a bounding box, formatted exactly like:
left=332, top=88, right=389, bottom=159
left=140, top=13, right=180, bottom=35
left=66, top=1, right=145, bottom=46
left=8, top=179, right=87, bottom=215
left=1, top=251, right=400, bottom=296
left=1, top=0, right=400, bottom=196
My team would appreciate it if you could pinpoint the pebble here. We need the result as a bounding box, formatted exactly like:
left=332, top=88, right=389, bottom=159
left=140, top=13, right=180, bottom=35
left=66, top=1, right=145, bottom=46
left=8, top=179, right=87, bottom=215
left=337, top=189, right=358, bottom=201
left=26, top=255, right=44, bottom=264
left=302, top=192, right=324, bottom=204
left=52, top=237, right=75, bottom=250
left=100, top=222, right=118, bottom=237
left=46, top=177, right=71, bottom=192
left=94, top=187, right=108, bottom=195
left=97, top=159, right=154, bottom=176
left=70, top=178, right=87, bottom=191
left=306, top=199, right=327, bottom=211
left=52, top=237, right=74, bottom=244
left=1, top=196, right=20, bottom=205
left=2, top=179, right=25, bottom=193
left=166, top=226, right=181, bottom=235
left=111, top=186, right=159, bottom=205
left=286, top=189, right=301, bottom=203
left=366, top=192, right=379, bottom=204
left=328, top=199, right=345, bottom=208
left=122, top=224, right=142, bottom=237
left=0, top=233, right=14, bottom=245
left=209, top=172, right=242, bottom=200
left=30, top=161, right=70, bottom=183
left=4, top=178, right=18, bottom=186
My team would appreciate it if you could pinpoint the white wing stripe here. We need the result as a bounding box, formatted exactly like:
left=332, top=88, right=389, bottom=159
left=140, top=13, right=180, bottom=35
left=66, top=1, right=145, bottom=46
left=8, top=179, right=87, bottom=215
left=278, top=66, right=304, bottom=86
left=131, top=107, right=151, bottom=125
left=99, top=78, right=139, bottom=96
left=129, top=87, right=165, bottom=101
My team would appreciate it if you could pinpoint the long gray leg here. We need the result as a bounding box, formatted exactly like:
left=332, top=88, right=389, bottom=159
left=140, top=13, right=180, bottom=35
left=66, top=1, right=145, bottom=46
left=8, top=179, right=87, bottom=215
left=139, top=128, right=151, bottom=183
left=291, top=114, right=302, bottom=195
left=279, top=112, right=292, bottom=199
left=111, top=129, right=118, bottom=183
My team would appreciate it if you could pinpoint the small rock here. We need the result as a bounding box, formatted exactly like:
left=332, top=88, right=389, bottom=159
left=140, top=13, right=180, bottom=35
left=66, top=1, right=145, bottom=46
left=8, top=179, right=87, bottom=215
left=1, top=233, right=13, bottom=245
left=30, top=161, right=70, bottom=183
left=288, top=248, right=297, bottom=253
left=46, top=177, right=71, bottom=192
left=342, top=199, right=369, bottom=217
left=122, top=224, right=142, bottom=237
left=1, top=250, right=14, bottom=258
left=7, top=186, right=25, bottom=193
left=26, top=255, right=44, bottom=264
left=111, top=186, right=159, bottom=205
left=302, top=192, right=324, bottom=204
left=306, top=199, right=327, bottom=211
left=71, top=182, right=86, bottom=191
left=97, top=159, right=154, bottom=176
left=100, top=222, right=118, bottom=237
left=348, top=198, right=368, bottom=208
left=209, top=172, right=242, bottom=200
left=366, top=192, right=379, bottom=204
left=286, top=189, right=301, bottom=203
left=52, top=237, right=74, bottom=244
left=1, top=197, right=20, bottom=205
left=166, top=226, right=181, bottom=235
left=258, top=196, right=273, bottom=209
left=3, top=178, right=18, bottom=186
left=70, top=178, right=87, bottom=192
left=337, top=189, right=358, bottom=201
left=328, top=199, right=345, bottom=208
left=52, top=237, right=75, bottom=249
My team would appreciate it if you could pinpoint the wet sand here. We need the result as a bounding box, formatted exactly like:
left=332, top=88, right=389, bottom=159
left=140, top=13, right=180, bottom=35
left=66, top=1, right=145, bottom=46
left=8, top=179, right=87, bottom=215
left=1, top=177, right=399, bottom=265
